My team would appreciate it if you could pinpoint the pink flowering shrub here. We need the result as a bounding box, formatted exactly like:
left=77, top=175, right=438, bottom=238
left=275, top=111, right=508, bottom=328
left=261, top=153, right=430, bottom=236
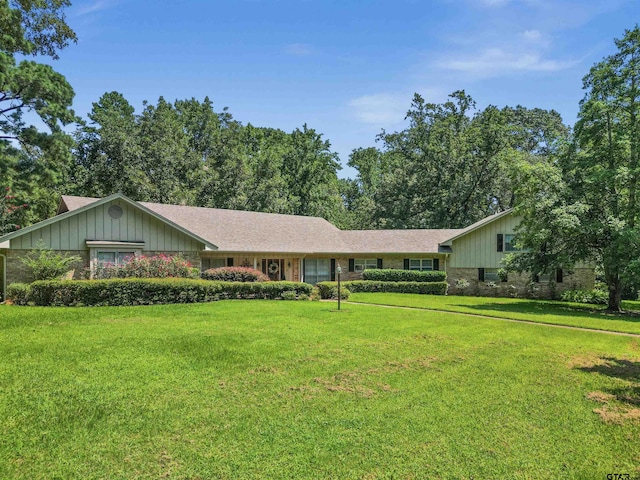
left=201, top=266, right=269, bottom=282
left=94, top=254, right=199, bottom=279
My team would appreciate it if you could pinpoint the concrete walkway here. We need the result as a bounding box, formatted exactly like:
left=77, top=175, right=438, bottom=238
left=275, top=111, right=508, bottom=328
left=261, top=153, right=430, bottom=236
left=343, top=301, right=640, bottom=338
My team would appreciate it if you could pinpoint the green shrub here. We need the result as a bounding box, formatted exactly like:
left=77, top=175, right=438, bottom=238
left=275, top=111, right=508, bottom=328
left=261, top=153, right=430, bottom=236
left=362, top=269, right=446, bottom=283
left=21, top=278, right=313, bottom=307
left=561, top=288, right=608, bottom=305
left=6, top=283, right=31, bottom=305
left=281, top=290, right=298, bottom=300
left=94, top=253, right=198, bottom=279
left=201, top=267, right=269, bottom=282
left=330, top=286, right=350, bottom=300
left=21, top=240, right=82, bottom=281
left=316, top=280, right=448, bottom=298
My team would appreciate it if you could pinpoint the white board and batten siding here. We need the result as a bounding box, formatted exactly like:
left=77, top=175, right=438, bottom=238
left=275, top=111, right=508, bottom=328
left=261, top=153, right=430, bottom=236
left=448, top=214, right=521, bottom=269
left=9, top=199, right=204, bottom=252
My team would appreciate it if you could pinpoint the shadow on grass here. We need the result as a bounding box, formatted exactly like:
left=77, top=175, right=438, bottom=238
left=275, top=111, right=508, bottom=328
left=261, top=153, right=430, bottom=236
left=575, top=357, right=640, bottom=422
left=452, top=301, right=640, bottom=323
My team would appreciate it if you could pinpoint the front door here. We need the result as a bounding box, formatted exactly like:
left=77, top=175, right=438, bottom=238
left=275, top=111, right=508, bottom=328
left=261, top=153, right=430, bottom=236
left=262, top=258, right=285, bottom=281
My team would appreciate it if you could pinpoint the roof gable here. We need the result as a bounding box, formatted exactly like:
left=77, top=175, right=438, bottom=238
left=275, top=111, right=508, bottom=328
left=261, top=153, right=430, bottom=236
left=1, top=193, right=217, bottom=250
left=440, top=209, right=514, bottom=245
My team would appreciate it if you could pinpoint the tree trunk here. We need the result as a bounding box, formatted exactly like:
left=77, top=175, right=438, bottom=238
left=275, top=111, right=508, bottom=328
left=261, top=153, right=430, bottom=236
left=606, top=276, right=622, bottom=312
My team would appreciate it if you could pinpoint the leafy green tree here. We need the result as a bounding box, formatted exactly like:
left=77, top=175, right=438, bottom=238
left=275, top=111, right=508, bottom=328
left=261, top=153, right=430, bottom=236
left=0, top=186, right=27, bottom=234
left=281, top=124, right=345, bottom=223
left=350, top=91, right=567, bottom=229
left=506, top=25, right=640, bottom=311
left=0, top=0, right=77, bottom=225
left=72, top=91, right=143, bottom=198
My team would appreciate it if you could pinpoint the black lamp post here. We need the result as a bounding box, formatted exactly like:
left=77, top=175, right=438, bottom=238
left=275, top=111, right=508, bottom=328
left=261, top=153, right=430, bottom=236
left=336, top=264, right=342, bottom=310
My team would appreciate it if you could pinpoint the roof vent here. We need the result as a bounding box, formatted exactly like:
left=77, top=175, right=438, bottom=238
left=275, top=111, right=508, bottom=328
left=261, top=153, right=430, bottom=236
left=108, top=205, right=123, bottom=219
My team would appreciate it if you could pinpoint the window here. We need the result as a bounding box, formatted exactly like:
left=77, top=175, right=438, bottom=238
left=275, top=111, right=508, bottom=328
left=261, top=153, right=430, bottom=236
left=409, top=259, right=433, bottom=271
left=537, top=273, right=551, bottom=283
left=97, top=251, right=135, bottom=266
left=484, top=268, right=500, bottom=282
left=201, top=258, right=226, bottom=271
left=354, top=259, right=378, bottom=272
left=505, top=234, right=523, bottom=252
left=304, top=259, right=331, bottom=285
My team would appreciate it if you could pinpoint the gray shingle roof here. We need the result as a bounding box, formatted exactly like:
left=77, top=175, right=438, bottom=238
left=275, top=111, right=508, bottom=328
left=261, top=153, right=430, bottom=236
left=341, top=229, right=462, bottom=254
left=58, top=195, right=476, bottom=254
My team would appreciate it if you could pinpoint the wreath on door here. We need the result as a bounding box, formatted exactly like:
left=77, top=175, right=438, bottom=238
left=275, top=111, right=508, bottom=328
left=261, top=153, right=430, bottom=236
left=268, top=262, right=280, bottom=275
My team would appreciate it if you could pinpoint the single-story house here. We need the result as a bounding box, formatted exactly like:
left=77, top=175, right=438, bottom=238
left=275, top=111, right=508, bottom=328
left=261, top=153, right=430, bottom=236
left=0, top=193, right=595, bottom=300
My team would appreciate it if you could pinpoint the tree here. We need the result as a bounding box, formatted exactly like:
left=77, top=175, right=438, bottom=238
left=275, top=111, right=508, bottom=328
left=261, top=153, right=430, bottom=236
left=0, top=0, right=77, bottom=225
left=507, top=25, right=640, bottom=311
left=72, top=91, right=143, bottom=198
left=0, top=186, right=27, bottom=235
left=280, top=124, right=344, bottom=223
left=347, top=91, right=568, bottom=229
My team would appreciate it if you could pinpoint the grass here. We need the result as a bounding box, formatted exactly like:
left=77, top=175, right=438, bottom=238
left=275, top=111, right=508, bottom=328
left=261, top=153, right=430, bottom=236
left=0, top=300, right=639, bottom=479
left=349, top=293, right=640, bottom=335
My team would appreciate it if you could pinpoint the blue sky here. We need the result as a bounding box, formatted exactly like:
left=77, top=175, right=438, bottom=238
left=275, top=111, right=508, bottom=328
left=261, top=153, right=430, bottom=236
left=55, top=0, right=638, bottom=178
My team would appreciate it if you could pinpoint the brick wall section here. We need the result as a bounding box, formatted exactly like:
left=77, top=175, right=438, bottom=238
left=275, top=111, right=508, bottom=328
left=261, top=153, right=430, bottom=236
left=333, top=256, right=442, bottom=282
left=447, top=267, right=595, bottom=299
left=5, top=249, right=89, bottom=285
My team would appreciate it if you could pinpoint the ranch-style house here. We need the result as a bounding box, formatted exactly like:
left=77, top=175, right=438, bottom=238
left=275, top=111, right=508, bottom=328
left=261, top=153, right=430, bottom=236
left=0, top=193, right=595, bottom=300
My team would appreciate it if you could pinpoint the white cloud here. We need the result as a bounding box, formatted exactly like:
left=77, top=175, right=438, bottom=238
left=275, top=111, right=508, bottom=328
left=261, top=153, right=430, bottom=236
left=477, top=0, right=512, bottom=6
left=436, top=47, right=577, bottom=77
left=75, top=0, right=114, bottom=16
left=284, top=43, right=313, bottom=56
left=522, top=29, right=542, bottom=41
left=348, top=93, right=409, bottom=125
left=348, top=89, right=448, bottom=126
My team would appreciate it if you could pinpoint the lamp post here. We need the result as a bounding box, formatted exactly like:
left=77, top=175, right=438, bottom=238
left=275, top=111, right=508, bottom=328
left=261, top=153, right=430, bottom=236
left=336, top=265, right=342, bottom=311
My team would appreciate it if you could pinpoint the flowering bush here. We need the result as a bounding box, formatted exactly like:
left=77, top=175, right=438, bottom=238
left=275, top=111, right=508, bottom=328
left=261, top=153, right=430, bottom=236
left=201, top=267, right=269, bottom=282
left=93, top=254, right=199, bottom=279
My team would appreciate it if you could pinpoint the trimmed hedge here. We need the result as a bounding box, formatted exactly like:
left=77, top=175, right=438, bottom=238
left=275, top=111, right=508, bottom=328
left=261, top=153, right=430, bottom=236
left=6, top=283, right=31, bottom=305
left=316, top=280, right=448, bottom=299
left=9, top=278, right=313, bottom=307
left=362, top=268, right=446, bottom=283
left=201, top=267, right=268, bottom=282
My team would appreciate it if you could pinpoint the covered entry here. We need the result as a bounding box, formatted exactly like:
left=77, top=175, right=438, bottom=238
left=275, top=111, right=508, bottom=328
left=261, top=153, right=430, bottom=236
left=261, top=258, right=285, bottom=281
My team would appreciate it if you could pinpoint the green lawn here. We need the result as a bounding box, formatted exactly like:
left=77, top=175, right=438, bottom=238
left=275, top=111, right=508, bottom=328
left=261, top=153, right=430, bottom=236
left=349, top=292, right=640, bottom=335
left=1, top=301, right=639, bottom=479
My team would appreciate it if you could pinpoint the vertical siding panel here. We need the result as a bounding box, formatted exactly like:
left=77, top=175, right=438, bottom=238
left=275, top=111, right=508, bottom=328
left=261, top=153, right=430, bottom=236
left=50, top=220, right=60, bottom=249
left=95, top=205, right=104, bottom=240
left=69, top=214, right=79, bottom=249
left=135, top=210, right=143, bottom=241
left=40, top=225, right=51, bottom=247
left=128, top=205, right=136, bottom=241
left=145, top=217, right=152, bottom=251
left=89, top=210, right=94, bottom=241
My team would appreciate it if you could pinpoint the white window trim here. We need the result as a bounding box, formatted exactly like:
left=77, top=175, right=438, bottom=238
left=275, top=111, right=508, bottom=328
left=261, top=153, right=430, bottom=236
left=354, top=258, right=377, bottom=272
left=86, top=241, right=145, bottom=278
left=409, top=258, right=433, bottom=271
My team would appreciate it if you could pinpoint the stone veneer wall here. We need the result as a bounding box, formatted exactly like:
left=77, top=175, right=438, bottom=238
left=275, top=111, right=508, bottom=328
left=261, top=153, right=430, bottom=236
left=446, top=267, right=595, bottom=299
left=5, top=250, right=202, bottom=286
